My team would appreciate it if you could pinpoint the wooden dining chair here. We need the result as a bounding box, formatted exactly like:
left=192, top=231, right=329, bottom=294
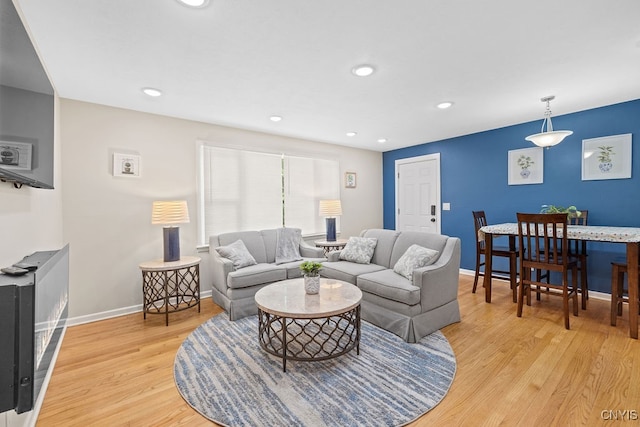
left=472, top=210, right=519, bottom=302
left=516, top=213, right=579, bottom=329
left=568, top=210, right=589, bottom=309
left=610, top=260, right=640, bottom=326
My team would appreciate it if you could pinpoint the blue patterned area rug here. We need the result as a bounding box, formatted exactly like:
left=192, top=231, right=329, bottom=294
left=174, top=314, right=456, bottom=427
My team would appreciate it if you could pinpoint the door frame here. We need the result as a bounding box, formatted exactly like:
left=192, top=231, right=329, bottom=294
left=394, top=153, right=442, bottom=234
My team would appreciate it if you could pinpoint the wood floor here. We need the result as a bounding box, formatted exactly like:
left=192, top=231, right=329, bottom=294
left=37, top=275, right=640, bottom=426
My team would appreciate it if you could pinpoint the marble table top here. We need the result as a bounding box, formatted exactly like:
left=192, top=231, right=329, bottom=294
left=479, top=223, right=640, bottom=244
left=255, top=278, right=362, bottom=318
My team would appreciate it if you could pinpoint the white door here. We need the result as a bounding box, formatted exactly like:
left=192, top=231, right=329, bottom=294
left=395, top=154, right=441, bottom=234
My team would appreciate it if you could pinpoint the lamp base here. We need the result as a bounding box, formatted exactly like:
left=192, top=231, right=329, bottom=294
left=325, top=217, right=337, bottom=242
left=163, top=227, right=181, bottom=262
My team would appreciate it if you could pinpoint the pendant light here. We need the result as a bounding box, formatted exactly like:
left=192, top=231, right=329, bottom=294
left=525, top=95, right=573, bottom=148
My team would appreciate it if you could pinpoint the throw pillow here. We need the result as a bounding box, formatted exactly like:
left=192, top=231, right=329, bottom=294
left=339, top=237, right=378, bottom=264
left=215, top=239, right=257, bottom=269
left=393, top=244, right=440, bottom=281
left=275, top=227, right=302, bottom=264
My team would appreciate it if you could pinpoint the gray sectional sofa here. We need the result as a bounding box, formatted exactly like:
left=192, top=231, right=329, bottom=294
left=209, top=228, right=325, bottom=320
left=320, top=229, right=461, bottom=343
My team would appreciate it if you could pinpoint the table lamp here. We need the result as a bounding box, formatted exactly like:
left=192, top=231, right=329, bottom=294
left=319, top=199, right=342, bottom=242
left=152, top=200, right=190, bottom=262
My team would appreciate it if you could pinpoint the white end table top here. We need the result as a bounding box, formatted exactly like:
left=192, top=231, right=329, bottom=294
left=255, top=278, right=362, bottom=318
left=139, top=256, right=201, bottom=271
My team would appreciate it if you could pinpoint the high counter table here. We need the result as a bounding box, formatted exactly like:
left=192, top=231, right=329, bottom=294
left=479, top=223, right=640, bottom=339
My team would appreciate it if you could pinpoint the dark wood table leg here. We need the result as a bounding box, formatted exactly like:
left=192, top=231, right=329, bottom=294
left=627, top=242, right=638, bottom=339
left=484, top=232, right=493, bottom=303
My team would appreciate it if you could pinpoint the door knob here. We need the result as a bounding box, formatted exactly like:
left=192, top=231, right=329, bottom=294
left=431, top=218, right=436, bottom=222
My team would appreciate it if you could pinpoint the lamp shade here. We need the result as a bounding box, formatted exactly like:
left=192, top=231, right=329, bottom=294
left=525, top=130, right=573, bottom=148
left=151, top=200, right=190, bottom=225
left=319, top=200, right=342, bottom=217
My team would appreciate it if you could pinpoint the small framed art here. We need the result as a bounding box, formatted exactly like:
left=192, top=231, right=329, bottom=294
left=113, top=153, right=141, bottom=177
left=0, top=141, right=33, bottom=171
left=345, top=171, right=356, bottom=188
left=508, top=147, right=543, bottom=185
left=581, top=133, right=632, bottom=181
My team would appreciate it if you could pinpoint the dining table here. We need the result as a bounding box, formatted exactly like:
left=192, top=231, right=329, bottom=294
left=478, top=223, right=640, bottom=339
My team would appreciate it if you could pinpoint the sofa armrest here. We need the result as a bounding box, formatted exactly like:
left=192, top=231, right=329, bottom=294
left=210, top=250, right=235, bottom=294
left=299, top=241, right=324, bottom=258
left=326, top=251, right=342, bottom=262
left=412, top=237, right=461, bottom=312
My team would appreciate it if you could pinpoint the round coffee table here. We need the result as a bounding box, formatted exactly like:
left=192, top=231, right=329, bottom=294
left=254, top=278, right=362, bottom=372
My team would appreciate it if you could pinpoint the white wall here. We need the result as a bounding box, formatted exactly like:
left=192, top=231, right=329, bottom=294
left=0, top=95, right=63, bottom=427
left=0, top=95, right=63, bottom=266
left=60, top=99, right=383, bottom=318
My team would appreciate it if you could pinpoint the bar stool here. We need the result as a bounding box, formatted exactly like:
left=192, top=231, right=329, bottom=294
left=610, top=261, right=640, bottom=326
left=472, top=210, right=519, bottom=302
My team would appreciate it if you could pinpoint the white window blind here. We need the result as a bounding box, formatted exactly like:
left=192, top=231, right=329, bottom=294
left=197, top=144, right=340, bottom=246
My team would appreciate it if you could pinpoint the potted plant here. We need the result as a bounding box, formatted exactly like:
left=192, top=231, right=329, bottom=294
left=540, top=204, right=581, bottom=218
left=300, top=261, right=322, bottom=294
left=598, top=145, right=614, bottom=172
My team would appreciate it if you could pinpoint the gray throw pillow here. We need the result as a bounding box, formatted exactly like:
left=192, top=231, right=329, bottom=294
left=393, top=244, right=440, bottom=280
left=339, top=237, right=378, bottom=264
left=215, top=239, right=257, bottom=269
left=275, top=227, right=302, bottom=264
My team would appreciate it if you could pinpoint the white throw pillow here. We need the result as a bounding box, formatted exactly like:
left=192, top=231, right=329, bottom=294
left=215, top=239, right=257, bottom=269
left=393, top=244, right=440, bottom=280
left=339, top=237, right=378, bottom=264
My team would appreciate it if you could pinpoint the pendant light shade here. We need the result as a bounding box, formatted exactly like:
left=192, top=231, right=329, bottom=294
left=525, top=95, right=573, bottom=148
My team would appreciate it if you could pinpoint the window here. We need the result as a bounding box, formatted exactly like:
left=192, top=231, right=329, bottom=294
left=197, top=144, right=339, bottom=246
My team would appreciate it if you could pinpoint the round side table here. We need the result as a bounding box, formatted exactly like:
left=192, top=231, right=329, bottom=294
left=315, top=239, right=348, bottom=257
left=139, top=256, right=201, bottom=326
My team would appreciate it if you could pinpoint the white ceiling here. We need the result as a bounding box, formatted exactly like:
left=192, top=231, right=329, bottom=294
left=14, top=0, right=640, bottom=152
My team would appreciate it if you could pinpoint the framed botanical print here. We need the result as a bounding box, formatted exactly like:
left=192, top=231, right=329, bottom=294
left=345, top=171, right=356, bottom=188
left=581, top=133, right=632, bottom=181
left=508, top=147, right=543, bottom=185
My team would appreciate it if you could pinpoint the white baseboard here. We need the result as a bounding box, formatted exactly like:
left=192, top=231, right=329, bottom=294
left=459, top=269, right=610, bottom=301
left=66, top=290, right=213, bottom=327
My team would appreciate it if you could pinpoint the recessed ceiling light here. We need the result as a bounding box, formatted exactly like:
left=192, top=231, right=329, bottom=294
left=346, top=132, right=357, bottom=137
left=377, top=138, right=387, bottom=143
left=269, top=115, right=282, bottom=122
left=352, top=64, right=376, bottom=77
left=176, top=0, right=210, bottom=8
left=437, top=101, right=454, bottom=109
left=142, top=87, right=162, bottom=97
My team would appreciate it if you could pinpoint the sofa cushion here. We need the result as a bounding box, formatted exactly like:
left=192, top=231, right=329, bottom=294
left=217, top=231, right=268, bottom=263
left=320, top=260, right=386, bottom=284
left=340, top=237, right=378, bottom=264
left=357, top=269, right=421, bottom=306
left=393, top=244, right=440, bottom=280
left=275, top=227, right=303, bottom=264
left=215, top=239, right=257, bottom=269
left=389, top=231, right=448, bottom=268
left=278, top=257, right=326, bottom=279
left=227, top=263, right=287, bottom=289
left=360, top=229, right=401, bottom=268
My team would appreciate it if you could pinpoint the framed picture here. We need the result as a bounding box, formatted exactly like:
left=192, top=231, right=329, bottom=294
left=345, top=171, right=356, bottom=188
left=0, top=141, right=32, bottom=171
left=508, top=147, right=543, bottom=185
left=113, top=153, right=141, bottom=177
left=581, top=133, right=632, bottom=181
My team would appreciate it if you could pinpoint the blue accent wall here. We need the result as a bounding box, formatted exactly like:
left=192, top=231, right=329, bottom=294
left=383, top=99, right=640, bottom=294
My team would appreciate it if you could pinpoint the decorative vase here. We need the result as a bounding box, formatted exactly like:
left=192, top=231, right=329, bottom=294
left=304, top=274, right=320, bottom=294
left=599, top=162, right=612, bottom=172
left=520, top=168, right=530, bottom=178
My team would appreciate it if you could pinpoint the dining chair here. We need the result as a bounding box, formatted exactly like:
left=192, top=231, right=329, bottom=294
left=568, top=210, right=589, bottom=309
left=610, top=260, right=640, bottom=326
left=472, top=210, right=519, bottom=302
left=516, top=212, right=579, bottom=329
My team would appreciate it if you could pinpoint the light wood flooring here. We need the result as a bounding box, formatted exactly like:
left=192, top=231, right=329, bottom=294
left=37, top=275, right=640, bottom=426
